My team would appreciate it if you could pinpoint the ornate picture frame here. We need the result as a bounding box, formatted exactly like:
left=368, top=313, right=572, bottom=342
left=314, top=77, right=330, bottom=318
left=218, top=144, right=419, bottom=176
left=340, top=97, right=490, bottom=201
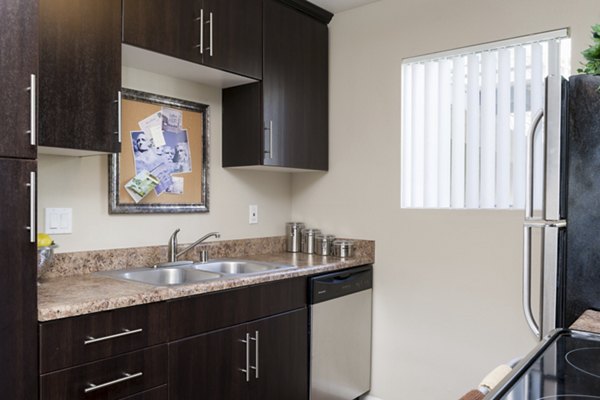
left=109, top=89, right=209, bottom=214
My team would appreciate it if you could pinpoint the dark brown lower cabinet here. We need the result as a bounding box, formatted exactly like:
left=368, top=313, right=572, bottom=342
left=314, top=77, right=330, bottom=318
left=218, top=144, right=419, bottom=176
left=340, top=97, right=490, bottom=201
left=40, top=345, right=167, bottom=400
left=121, top=385, right=168, bottom=400
left=0, top=158, right=37, bottom=399
left=249, top=308, right=309, bottom=400
left=169, top=308, right=308, bottom=400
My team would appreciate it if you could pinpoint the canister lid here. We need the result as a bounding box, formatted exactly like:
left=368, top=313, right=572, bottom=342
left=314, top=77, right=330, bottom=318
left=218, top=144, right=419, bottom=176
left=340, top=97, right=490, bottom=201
left=315, top=234, right=336, bottom=242
left=301, top=228, right=321, bottom=235
left=332, top=239, right=354, bottom=247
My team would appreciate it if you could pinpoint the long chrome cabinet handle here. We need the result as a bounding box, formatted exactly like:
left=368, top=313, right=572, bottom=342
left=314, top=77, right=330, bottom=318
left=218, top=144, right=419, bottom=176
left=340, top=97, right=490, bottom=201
left=27, top=74, right=36, bottom=146
left=84, top=372, right=143, bottom=393
left=239, top=333, right=250, bottom=382
left=26, top=172, right=36, bottom=243
left=84, top=328, right=143, bottom=345
left=270, top=121, right=273, bottom=159
left=263, top=121, right=274, bottom=159
left=208, top=12, right=213, bottom=56
left=116, top=91, right=122, bottom=143
left=194, top=9, right=204, bottom=54
left=250, top=330, right=259, bottom=379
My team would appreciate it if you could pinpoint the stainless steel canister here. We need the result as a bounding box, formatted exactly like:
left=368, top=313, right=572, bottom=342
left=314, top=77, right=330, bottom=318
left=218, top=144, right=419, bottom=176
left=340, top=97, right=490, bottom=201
left=332, top=239, right=354, bottom=258
left=314, top=234, right=336, bottom=256
left=286, top=222, right=305, bottom=252
left=301, top=228, right=321, bottom=254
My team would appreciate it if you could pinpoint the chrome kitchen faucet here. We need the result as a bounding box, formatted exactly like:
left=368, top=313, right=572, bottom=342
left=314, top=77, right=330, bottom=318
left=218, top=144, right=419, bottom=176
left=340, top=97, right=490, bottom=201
left=167, top=229, right=220, bottom=263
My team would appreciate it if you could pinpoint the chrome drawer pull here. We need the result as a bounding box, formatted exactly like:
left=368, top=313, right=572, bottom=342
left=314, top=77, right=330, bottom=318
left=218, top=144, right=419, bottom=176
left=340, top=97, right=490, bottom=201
left=250, top=330, right=259, bottom=379
left=84, top=328, right=143, bottom=345
left=27, top=74, right=36, bottom=146
left=208, top=12, right=213, bottom=56
left=26, top=171, right=36, bottom=243
left=84, top=371, right=143, bottom=393
left=114, top=91, right=122, bottom=143
left=239, top=333, right=250, bottom=382
left=195, top=9, right=204, bottom=54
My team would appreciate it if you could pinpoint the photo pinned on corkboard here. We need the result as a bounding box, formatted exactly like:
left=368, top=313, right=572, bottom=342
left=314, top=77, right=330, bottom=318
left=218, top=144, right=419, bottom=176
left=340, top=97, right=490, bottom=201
left=109, top=89, right=209, bottom=214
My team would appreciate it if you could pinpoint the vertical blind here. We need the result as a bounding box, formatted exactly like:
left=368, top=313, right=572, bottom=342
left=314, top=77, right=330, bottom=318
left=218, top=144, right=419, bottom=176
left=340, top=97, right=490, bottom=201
left=401, top=30, right=570, bottom=209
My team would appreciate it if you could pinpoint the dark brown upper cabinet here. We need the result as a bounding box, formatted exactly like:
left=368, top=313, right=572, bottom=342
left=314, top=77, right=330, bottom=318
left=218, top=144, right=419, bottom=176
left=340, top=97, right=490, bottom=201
left=222, top=0, right=331, bottom=171
left=0, top=0, right=38, bottom=159
left=39, top=0, right=122, bottom=154
left=123, top=0, right=262, bottom=80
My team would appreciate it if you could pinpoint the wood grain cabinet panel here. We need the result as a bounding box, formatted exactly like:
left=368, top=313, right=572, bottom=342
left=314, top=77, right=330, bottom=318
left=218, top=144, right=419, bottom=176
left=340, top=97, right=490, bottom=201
left=201, top=0, right=262, bottom=79
left=168, top=276, right=306, bottom=340
left=0, top=0, right=38, bottom=159
left=223, top=0, right=329, bottom=170
left=40, top=345, right=167, bottom=400
left=39, top=302, right=168, bottom=373
left=120, top=385, right=168, bottom=400
left=122, top=0, right=200, bottom=63
left=169, top=308, right=308, bottom=400
left=0, top=158, right=37, bottom=399
left=248, top=308, right=308, bottom=400
left=39, top=0, right=121, bottom=153
left=123, top=0, right=261, bottom=79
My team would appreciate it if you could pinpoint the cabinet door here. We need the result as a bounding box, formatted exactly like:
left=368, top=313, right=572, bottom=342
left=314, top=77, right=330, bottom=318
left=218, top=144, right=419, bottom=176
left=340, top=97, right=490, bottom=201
left=249, top=308, right=308, bottom=400
left=169, top=324, right=249, bottom=400
left=0, top=0, right=37, bottom=159
left=123, top=0, right=201, bottom=64
left=202, top=0, right=262, bottom=79
left=263, top=0, right=328, bottom=170
left=0, top=158, right=37, bottom=399
left=39, top=0, right=121, bottom=153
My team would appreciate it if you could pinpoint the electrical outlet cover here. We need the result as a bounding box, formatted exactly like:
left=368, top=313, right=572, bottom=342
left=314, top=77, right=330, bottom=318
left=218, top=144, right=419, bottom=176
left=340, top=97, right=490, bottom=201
left=249, top=205, right=258, bottom=224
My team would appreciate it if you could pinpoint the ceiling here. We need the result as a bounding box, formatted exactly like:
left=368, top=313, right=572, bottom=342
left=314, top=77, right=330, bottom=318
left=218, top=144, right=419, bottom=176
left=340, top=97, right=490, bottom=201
left=310, top=0, right=380, bottom=14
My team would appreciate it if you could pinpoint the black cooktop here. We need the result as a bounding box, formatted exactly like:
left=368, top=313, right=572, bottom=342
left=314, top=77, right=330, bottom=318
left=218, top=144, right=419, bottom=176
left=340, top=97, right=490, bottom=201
left=489, top=330, right=600, bottom=399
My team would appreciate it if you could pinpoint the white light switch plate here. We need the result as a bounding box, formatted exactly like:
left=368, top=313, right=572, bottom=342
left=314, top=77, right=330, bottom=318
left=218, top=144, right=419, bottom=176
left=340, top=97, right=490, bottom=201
left=45, top=208, right=72, bottom=234
left=249, top=205, right=258, bottom=224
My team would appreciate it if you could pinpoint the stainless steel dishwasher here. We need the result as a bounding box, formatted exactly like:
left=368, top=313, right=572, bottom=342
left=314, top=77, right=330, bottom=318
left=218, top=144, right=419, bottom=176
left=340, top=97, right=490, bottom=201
left=309, top=265, right=373, bottom=400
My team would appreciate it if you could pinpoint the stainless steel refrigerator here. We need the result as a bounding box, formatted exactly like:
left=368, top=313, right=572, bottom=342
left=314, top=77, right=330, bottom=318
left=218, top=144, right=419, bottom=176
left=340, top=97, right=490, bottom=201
left=523, top=73, right=600, bottom=340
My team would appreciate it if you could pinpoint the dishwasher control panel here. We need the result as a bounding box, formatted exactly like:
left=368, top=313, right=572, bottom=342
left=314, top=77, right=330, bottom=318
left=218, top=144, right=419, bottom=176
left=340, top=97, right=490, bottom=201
left=309, top=265, right=373, bottom=304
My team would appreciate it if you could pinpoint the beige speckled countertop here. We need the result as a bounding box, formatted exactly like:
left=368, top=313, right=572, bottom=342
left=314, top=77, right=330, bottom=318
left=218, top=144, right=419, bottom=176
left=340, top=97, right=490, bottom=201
left=38, top=238, right=375, bottom=322
left=570, top=309, right=600, bottom=334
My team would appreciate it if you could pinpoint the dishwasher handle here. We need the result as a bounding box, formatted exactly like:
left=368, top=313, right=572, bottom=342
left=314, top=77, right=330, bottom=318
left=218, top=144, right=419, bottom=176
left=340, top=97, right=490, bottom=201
left=309, top=265, right=372, bottom=304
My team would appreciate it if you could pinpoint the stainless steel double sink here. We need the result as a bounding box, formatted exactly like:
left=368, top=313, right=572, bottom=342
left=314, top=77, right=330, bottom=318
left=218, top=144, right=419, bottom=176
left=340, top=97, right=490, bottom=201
left=97, top=259, right=295, bottom=286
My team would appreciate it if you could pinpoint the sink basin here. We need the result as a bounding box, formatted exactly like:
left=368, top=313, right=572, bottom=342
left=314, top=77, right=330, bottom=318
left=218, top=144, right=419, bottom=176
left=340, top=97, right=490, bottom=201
left=98, top=267, right=222, bottom=286
left=190, top=260, right=295, bottom=275
left=97, top=259, right=295, bottom=286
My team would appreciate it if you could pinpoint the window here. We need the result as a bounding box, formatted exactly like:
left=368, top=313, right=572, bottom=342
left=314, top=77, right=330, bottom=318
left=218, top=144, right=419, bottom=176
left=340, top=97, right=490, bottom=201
left=401, top=29, right=570, bottom=209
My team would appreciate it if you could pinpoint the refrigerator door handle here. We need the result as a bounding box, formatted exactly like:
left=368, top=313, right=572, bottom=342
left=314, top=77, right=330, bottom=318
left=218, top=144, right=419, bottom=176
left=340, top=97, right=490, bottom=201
left=523, top=108, right=545, bottom=340
left=523, top=223, right=541, bottom=340
left=541, top=224, right=565, bottom=337
left=525, top=109, right=545, bottom=220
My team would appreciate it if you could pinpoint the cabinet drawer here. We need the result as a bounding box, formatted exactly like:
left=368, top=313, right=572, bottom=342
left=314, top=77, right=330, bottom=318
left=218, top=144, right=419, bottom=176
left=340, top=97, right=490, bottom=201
left=40, top=302, right=168, bottom=373
left=121, top=384, right=167, bottom=400
left=169, top=277, right=306, bottom=340
left=40, top=345, right=167, bottom=400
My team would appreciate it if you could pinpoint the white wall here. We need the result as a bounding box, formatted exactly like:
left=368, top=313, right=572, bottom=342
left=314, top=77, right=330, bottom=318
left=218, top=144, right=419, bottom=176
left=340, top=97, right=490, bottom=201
left=38, top=67, right=293, bottom=252
left=291, top=0, right=600, bottom=398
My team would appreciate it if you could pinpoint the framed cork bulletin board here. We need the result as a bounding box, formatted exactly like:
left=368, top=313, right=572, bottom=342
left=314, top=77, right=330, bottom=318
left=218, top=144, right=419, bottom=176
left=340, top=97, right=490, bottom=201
left=109, top=89, right=209, bottom=214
